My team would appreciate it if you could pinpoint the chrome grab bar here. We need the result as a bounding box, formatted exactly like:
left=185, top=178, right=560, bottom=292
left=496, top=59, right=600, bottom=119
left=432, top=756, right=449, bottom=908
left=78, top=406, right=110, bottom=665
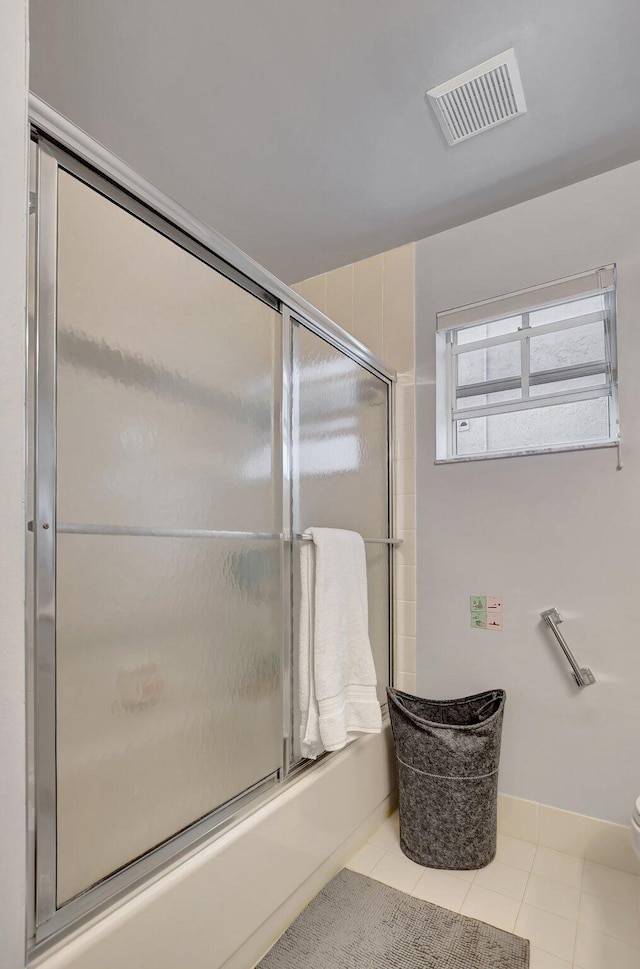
left=540, top=608, right=596, bottom=688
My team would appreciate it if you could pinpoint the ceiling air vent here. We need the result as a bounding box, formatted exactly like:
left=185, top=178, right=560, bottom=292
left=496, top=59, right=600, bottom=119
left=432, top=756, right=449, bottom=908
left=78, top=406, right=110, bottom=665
left=426, top=48, right=526, bottom=146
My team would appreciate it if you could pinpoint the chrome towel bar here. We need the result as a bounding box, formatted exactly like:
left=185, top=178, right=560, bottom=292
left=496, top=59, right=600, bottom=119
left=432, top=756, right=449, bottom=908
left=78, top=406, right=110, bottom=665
left=295, top=533, right=403, bottom=546
left=54, top=522, right=280, bottom=540
left=41, top=522, right=404, bottom=547
left=540, top=608, right=596, bottom=688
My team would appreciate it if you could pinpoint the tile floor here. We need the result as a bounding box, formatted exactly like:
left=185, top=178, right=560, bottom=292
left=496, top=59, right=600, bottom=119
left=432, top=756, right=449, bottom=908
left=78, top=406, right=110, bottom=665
left=345, top=812, right=640, bottom=969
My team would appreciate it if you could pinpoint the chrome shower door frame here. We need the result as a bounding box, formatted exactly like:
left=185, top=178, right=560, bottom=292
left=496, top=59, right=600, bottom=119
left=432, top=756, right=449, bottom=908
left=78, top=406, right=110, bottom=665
left=28, top=105, right=396, bottom=954
left=285, top=312, right=395, bottom=772
left=33, top=138, right=59, bottom=929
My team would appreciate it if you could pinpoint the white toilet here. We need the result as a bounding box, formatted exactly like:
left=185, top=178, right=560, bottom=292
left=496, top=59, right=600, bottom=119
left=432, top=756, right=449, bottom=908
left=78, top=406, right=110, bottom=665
left=632, top=796, right=640, bottom=859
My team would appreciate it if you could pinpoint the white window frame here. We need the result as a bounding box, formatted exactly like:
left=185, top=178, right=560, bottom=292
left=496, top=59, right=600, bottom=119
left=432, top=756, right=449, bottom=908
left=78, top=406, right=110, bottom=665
left=435, top=269, right=619, bottom=462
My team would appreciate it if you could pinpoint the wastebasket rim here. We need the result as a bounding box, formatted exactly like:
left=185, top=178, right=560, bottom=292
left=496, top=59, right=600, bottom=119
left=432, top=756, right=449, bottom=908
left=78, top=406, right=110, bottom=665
left=386, top=686, right=506, bottom=730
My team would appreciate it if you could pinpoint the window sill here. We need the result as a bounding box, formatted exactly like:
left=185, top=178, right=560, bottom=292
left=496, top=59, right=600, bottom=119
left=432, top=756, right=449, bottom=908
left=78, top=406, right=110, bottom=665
left=434, top=439, right=619, bottom=465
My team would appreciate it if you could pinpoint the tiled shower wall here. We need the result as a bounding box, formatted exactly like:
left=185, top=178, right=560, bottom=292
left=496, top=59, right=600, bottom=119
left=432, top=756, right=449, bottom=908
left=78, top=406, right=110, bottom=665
left=291, top=243, right=417, bottom=691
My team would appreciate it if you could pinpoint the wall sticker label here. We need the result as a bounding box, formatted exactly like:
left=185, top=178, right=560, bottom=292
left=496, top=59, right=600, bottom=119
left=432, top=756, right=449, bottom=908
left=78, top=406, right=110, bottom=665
left=470, top=594, right=503, bottom=630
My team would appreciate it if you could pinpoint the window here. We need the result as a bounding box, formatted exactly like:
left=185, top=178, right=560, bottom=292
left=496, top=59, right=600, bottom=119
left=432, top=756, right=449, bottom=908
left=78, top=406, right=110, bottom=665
left=436, top=267, right=619, bottom=461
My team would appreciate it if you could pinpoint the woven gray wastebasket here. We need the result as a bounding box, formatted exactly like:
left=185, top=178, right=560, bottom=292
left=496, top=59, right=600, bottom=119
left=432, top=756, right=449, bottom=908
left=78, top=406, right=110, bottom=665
left=387, top=687, right=506, bottom=870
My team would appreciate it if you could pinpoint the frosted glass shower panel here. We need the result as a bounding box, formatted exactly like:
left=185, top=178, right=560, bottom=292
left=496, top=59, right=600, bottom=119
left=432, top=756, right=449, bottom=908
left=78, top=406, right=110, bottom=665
left=292, top=323, right=390, bottom=758
left=56, top=534, right=282, bottom=904
left=56, top=172, right=278, bottom=532
left=53, top=172, right=283, bottom=904
left=293, top=325, right=389, bottom=537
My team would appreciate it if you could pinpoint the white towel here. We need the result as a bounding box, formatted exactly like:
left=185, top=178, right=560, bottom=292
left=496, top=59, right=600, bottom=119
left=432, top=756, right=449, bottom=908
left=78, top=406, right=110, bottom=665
left=299, top=527, right=382, bottom=759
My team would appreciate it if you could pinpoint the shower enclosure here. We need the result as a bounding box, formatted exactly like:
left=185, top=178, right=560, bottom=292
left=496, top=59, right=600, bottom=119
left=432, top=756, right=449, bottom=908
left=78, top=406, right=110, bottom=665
left=28, top=122, right=395, bottom=946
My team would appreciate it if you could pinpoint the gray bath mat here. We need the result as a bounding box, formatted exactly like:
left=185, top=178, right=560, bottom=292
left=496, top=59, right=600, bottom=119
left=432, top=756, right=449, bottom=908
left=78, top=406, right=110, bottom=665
left=257, top=868, right=529, bottom=968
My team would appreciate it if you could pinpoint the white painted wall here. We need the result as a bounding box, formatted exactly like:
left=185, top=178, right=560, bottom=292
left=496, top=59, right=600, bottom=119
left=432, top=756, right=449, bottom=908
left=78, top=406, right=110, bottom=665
left=416, top=160, right=640, bottom=825
left=0, top=1, right=28, bottom=967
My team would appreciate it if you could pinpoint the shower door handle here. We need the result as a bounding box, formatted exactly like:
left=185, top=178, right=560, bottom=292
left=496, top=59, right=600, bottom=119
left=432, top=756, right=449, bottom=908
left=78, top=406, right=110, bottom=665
left=540, top=608, right=596, bottom=688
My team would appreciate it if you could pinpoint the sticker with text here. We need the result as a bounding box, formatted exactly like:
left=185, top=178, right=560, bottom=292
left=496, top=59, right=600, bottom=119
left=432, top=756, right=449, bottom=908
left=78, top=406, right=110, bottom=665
left=470, top=595, right=486, bottom=613
left=487, top=597, right=503, bottom=612
left=487, top=613, right=503, bottom=631
left=470, top=611, right=487, bottom=629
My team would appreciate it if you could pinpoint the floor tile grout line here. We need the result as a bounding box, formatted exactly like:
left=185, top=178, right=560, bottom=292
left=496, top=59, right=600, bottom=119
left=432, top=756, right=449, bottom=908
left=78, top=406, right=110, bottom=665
left=512, top=868, right=531, bottom=938
left=574, top=894, right=640, bottom=949
left=362, top=820, right=640, bottom=964
left=512, top=861, right=581, bottom=965
left=570, top=889, right=579, bottom=965
left=457, top=875, right=473, bottom=912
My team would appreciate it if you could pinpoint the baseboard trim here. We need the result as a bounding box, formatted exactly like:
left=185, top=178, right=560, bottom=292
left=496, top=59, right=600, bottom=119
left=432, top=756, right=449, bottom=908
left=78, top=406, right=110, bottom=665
left=497, top=792, right=640, bottom=875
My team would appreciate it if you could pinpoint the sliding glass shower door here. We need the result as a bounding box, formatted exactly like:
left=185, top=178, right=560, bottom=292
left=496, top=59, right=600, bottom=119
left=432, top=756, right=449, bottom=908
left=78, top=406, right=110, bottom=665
left=51, top=170, right=283, bottom=904
left=290, top=321, right=391, bottom=763
left=30, top=135, right=394, bottom=941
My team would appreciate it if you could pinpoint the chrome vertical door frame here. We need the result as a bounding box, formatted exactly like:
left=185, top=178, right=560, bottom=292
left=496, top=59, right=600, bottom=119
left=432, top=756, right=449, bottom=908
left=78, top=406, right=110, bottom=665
left=33, top=139, right=59, bottom=925
left=387, top=376, right=396, bottom=699
left=280, top=309, right=294, bottom=774
left=287, top=316, right=302, bottom=771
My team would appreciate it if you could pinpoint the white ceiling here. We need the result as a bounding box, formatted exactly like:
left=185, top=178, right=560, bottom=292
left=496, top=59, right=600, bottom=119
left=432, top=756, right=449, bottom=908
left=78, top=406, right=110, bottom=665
left=29, top=0, right=640, bottom=283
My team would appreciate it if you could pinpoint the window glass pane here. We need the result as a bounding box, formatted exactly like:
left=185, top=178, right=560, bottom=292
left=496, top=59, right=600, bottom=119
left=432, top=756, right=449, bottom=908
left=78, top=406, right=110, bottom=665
left=530, top=374, right=607, bottom=398
left=487, top=316, right=522, bottom=339
left=530, top=295, right=604, bottom=327
left=456, top=388, right=521, bottom=410
left=457, top=341, right=521, bottom=387
left=529, top=321, right=605, bottom=374
left=457, top=323, right=487, bottom=346
left=455, top=415, right=488, bottom=453
left=456, top=315, right=521, bottom=345
left=456, top=397, right=610, bottom=456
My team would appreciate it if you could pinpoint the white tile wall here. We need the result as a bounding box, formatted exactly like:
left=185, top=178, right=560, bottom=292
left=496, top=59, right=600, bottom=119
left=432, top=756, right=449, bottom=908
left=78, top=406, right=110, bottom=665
left=497, top=793, right=640, bottom=876
left=393, top=373, right=416, bottom=688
